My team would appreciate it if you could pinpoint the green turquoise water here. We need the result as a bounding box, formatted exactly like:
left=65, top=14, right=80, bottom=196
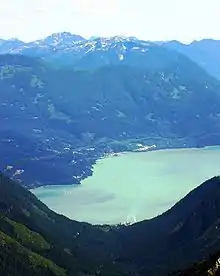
left=32, top=147, right=220, bottom=225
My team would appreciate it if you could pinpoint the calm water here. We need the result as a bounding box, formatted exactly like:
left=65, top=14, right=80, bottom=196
left=32, top=147, right=220, bottom=225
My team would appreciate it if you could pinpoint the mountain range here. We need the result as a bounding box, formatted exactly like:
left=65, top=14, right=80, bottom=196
left=164, top=39, right=220, bottom=80
left=1, top=172, right=220, bottom=275
left=1, top=33, right=220, bottom=80
left=1, top=32, right=220, bottom=275
left=1, top=52, right=220, bottom=186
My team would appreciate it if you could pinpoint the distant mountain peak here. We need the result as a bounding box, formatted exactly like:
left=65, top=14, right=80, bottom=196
left=36, top=32, right=85, bottom=47
left=8, top=37, right=23, bottom=42
left=47, top=32, right=84, bottom=40
left=103, top=35, right=138, bottom=42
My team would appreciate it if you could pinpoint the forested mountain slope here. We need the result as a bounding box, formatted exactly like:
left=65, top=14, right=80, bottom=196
left=164, top=39, right=220, bottom=81
left=1, top=54, right=220, bottom=186
left=1, top=173, right=220, bottom=275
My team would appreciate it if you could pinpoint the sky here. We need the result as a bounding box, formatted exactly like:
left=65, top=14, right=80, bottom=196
left=0, top=0, right=219, bottom=43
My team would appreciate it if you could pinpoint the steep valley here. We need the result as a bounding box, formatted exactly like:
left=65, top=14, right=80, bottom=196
left=2, top=173, right=220, bottom=275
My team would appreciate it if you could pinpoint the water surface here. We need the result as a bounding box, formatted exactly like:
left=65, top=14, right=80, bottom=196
left=32, top=147, right=220, bottom=225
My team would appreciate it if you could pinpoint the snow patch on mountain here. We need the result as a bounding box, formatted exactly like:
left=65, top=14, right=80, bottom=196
left=0, top=33, right=158, bottom=64
left=119, top=54, right=124, bottom=61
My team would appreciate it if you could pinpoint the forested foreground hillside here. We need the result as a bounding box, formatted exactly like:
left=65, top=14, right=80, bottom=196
left=1, top=172, right=220, bottom=275
left=172, top=251, right=220, bottom=275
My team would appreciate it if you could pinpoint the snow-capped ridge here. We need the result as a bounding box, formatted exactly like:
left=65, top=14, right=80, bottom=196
left=0, top=32, right=158, bottom=63
left=35, top=32, right=85, bottom=47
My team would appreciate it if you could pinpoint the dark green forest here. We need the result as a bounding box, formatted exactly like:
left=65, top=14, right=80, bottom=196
left=1, top=172, right=220, bottom=275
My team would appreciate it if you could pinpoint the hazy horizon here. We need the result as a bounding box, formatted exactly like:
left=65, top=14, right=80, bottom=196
left=1, top=32, right=219, bottom=45
left=0, top=0, right=219, bottom=43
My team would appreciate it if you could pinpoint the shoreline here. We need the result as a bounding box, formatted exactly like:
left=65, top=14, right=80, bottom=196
left=31, top=145, right=220, bottom=226
left=30, top=144, right=220, bottom=191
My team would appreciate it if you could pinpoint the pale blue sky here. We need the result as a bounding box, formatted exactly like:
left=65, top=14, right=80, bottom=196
left=0, top=0, right=219, bottom=42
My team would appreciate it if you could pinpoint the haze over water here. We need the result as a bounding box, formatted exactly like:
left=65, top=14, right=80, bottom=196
left=32, top=147, right=220, bottom=225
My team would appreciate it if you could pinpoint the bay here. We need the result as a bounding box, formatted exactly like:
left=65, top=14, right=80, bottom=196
left=32, top=146, right=220, bottom=225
